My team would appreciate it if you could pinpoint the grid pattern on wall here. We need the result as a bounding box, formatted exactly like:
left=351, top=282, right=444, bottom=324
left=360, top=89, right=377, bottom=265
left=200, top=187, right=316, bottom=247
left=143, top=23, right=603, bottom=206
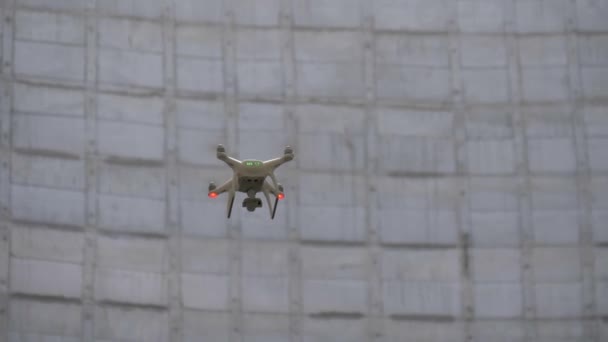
left=0, top=0, right=607, bottom=341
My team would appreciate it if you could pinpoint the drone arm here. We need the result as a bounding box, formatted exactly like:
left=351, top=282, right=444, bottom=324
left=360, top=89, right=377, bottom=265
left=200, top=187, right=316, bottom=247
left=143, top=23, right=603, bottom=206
left=209, top=179, right=233, bottom=196
left=264, top=155, right=292, bottom=171
left=217, top=151, right=241, bottom=169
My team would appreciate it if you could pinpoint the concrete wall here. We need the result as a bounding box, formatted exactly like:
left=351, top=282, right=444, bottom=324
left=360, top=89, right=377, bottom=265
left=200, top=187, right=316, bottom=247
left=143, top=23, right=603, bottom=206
left=0, top=0, right=607, bottom=341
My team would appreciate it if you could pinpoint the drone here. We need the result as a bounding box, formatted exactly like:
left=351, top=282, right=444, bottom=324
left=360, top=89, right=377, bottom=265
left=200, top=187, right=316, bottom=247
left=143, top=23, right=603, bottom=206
left=208, top=144, right=294, bottom=219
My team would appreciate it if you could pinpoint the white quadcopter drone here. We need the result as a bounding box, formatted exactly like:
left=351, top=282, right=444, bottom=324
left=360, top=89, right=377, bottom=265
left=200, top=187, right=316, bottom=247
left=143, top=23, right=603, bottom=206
left=208, top=144, right=294, bottom=219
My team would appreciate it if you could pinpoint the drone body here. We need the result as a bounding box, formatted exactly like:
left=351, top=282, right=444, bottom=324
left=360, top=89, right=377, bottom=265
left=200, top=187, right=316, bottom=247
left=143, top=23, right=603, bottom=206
left=208, top=144, right=294, bottom=219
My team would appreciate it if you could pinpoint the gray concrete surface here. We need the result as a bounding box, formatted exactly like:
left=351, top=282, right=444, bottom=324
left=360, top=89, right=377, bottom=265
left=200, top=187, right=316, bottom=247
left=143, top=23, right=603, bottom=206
left=0, top=0, right=607, bottom=341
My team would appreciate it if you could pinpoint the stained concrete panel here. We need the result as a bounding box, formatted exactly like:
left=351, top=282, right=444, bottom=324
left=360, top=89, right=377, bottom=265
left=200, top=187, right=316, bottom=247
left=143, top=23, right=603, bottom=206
left=180, top=237, right=230, bottom=274
left=99, top=49, right=163, bottom=88
left=521, top=67, right=570, bottom=102
left=299, top=173, right=366, bottom=207
left=94, top=306, right=169, bottom=342
left=534, top=282, right=583, bottom=318
left=532, top=247, right=581, bottom=282
left=12, top=153, right=85, bottom=190
left=460, top=36, right=508, bottom=68
left=14, top=83, right=84, bottom=117
left=373, top=0, right=450, bottom=31
left=16, top=0, right=86, bottom=11
left=9, top=299, right=81, bottom=339
left=300, top=206, right=366, bottom=242
left=98, top=194, right=166, bottom=234
left=99, top=163, right=166, bottom=199
left=97, top=121, right=165, bottom=160
left=10, top=258, right=82, bottom=298
left=471, top=211, right=520, bottom=247
left=176, top=26, right=222, bottom=59
left=181, top=273, right=229, bottom=310
left=466, top=139, right=516, bottom=175
left=293, top=0, right=362, bottom=28
left=532, top=210, right=580, bottom=244
left=474, top=284, right=523, bottom=318
left=376, top=34, right=449, bottom=67
left=174, top=0, right=224, bottom=23
left=176, top=57, right=224, bottom=93
left=14, top=41, right=84, bottom=81
left=96, top=235, right=167, bottom=272
left=11, top=185, right=85, bottom=226
left=97, top=0, right=164, bottom=19
left=379, top=136, right=456, bottom=174
left=582, top=66, right=608, bottom=100
left=297, top=62, right=365, bottom=98
left=577, top=0, right=608, bottom=32
left=95, top=268, right=168, bottom=306
left=379, top=209, right=459, bottom=245
left=579, top=35, right=608, bottom=67
left=376, top=65, right=451, bottom=103
left=462, top=68, right=510, bottom=104
left=183, top=311, right=230, bottom=341
left=472, top=249, right=521, bottom=282
left=457, top=0, right=506, bottom=33
left=300, top=317, right=367, bottom=342
left=233, top=0, right=281, bottom=26
left=588, top=138, right=608, bottom=171
left=176, top=99, right=226, bottom=130
left=243, top=276, right=290, bottom=313
left=98, top=18, right=163, bottom=53
left=383, top=280, right=461, bottom=316
left=10, top=225, right=84, bottom=264
left=528, top=138, right=576, bottom=173
left=591, top=177, right=608, bottom=209
left=15, top=10, right=83, bottom=44
left=242, top=313, right=290, bottom=342
left=518, top=36, right=568, bottom=67
left=466, top=108, right=513, bottom=139
left=515, top=0, right=569, bottom=33
left=97, top=93, right=164, bottom=126
left=537, top=321, right=584, bottom=342
left=470, top=321, right=525, bottom=342
left=237, top=61, right=284, bottom=96
left=13, top=114, right=84, bottom=156
left=384, top=320, right=465, bottom=342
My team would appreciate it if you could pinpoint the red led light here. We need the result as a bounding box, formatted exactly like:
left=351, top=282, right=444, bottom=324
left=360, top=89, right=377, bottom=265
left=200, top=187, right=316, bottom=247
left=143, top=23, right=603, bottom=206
left=208, top=192, right=218, bottom=198
left=277, top=193, right=285, bottom=200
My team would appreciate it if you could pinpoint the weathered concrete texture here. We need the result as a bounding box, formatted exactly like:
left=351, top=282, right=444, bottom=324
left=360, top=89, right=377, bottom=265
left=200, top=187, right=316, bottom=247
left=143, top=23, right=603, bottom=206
left=0, top=0, right=607, bottom=341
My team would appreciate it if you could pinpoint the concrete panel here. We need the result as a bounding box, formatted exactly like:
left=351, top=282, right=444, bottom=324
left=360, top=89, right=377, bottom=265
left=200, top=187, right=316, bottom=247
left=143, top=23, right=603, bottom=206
left=99, top=18, right=163, bottom=53
left=12, top=153, right=85, bottom=190
left=298, top=133, right=365, bottom=172
left=242, top=313, right=290, bottom=342
left=373, top=0, right=450, bottom=31
left=299, top=173, right=366, bottom=207
left=181, top=273, right=229, bottom=310
left=378, top=109, right=454, bottom=137
left=466, top=139, right=516, bottom=175
left=238, top=102, right=285, bottom=130
left=533, top=210, right=579, bottom=244
left=183, top=311, right=230, bottom=341
left=98, top=194, right=166, bottom=234
left=94, top=306, right=169, bottom=342
left=11, top=225, right=84, bottom=263
left=462, top=68, right=510, bottom=104
left=300, top=318, right=367, bottom=342
left=177, top=99, right=225, bottom=130
left=593, top=210, right=608, bottom=243
left=518, top=36, right=568, bottom=67
left=598, top=281, right=608, bottom=314
left=16, top=0, right=86, bottom=11
left=97, top=121, right=164, bottom=160
left=237, top=61, right=283, bottom=96
left=14, top=114, right=84, bottom=155
left=241, top=208, right=289, bottom=240
left=515, top=0, right=569, bottom=33
left=531, top=177, right=578, bottom=210
left=238, top=131, right=290, bottom=161
left=465, top=107, right=513, bottom=139
left=14, top=83, right=84, bottom=117
left=242, top=276, right=289, bottom=313
left=300, top=206, right=366, bottom=242
left=97, top=93, right=164, bottom=125
left=295, top=31, right=362, bottom=63
left=297, top=62, right=365, bottom=98
left=176, top=57, right=224, bottom=93
left=233, top=0, right=281, bottom=26
left=534, top=282, right=583, bottom=318
left=10, top=258, right=82, bottom=298
left=180, top=237, right=230, bottom=274
left=524, top=105, right=573, bottom=138
left=380, top=209, right=459, bottom=245
left=591, top=177, right=608, bottom=209
left=457, top=0, right=506, bottom=33
left=237, top=28, right=281, bottom=60
left=528, top=138, right=576, bottom=173
left=301, top=246, right=368, bottom=279
left=178, top=128, right=225, bottom=166
left=582, top=66, right=608, bottom=99
left=15, top=10, right=84, bottom=44
left=241, top=242, right=289, bottom=276
left=537, top=321, right=584, bottom=341
left=470, top=177, right=519, bottom=211
left=97, top=235, right=166, bottom=272
left=382, top=249, right=460, bottom=281
left=460, top=36, right=507, bottom=68
left=293, top=0, right=361, bottom=28
left=577, top=0, right=608, bottom=31
left=376, top=34, right=449, bottom=67
left=376, top=65, right=451, bottom=103
left=521, top=67, right=570, bottom=102
left=99, top=49, right=163, bottom=88
left=99, top=163, right=166, bottom=199
left=471, top=249, right=521, bottom=282
left=383, top=280, right=461, bottom=316
left=9, top=299, right=81, bottom=338
left=379, top=136, right=456, bottom=174
left=385, top=321, right=464, bottom=342
left=11, top=185, right=85, bottom=226
left=180, top=200, right=228, bottom=237
left=97, top=0, right=164, bottom=19
left=95, top=268, right=167, bottom=306
left=579, top=35, right=608, bottom=67
left=176, top=26, right=222, bottom=58
left=378, top=177, right=458, bottom=211
left=470, top=321, right=524, bottom=342
left=175, top=0, right=224, bottom=23
left=474, top=284, right=522, bottom=318
left=532, top=247, right=581, bottom=282
left=588, top=138, right=608, bottom=171
left=471, top=212, right=520, bottom=247
left=14, top=41, right=84, bottom=81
